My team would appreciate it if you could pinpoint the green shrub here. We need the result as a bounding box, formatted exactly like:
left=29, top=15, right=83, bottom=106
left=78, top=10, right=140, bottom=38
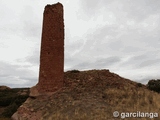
left=147, top=79, right=160, bottom=93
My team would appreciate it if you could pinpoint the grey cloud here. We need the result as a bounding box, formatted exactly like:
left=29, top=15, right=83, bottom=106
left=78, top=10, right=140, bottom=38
left=90, top=25, right=120, bottom=41
left=135, top=74, right=160, bottom=85
left=65, top=39, right=85, bottom=53
left=121, top=46, right=145, bottom=54
left=26, top=55, right=40, bottom=66
left=52, top=0, right=160, bottom=83
left=79, top=0, right=103, bottom=18
left=137, top=59, right=160, bottom=68
left=119, top=53, right=160, bottom=70
left=20, top=5, right=42, bottom=38
left=64, top=19, right=160, bottom=72
left=64, top=56, right=82, bottom=70
left=70, top=56, right=121, bottom=70
left=0, top=61, right=38, bottom=88
left=125, top=0, right=160, bottom=21
left=73, top=26, right=116, bottom=56
left=80, top=0, right=160, bottom=22
left=131, top=54, right=148, bottom=61
left=79, top=0, right=114, bottom=19
left=71, top=62, right=93, bottom=70
left=0, top=62, right=19, bottom=76
left=22, top=22, right=41, bottom=39
left=0, top=77, right=36, bottom=88
left=25, top=48, right=40, bottom=65
left=1, top=0, right=160, bottom=88
left=95, top=56, right=121, bottom=68
left=75, top=17, right=160, bottom=58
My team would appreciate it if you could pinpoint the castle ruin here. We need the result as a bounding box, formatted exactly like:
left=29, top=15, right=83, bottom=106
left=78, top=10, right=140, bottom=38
left=36, top=2, right=64, bottom=93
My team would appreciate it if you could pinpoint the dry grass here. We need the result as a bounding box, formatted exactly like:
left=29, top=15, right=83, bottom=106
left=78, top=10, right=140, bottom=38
left=103, top=87, right=160, bottom=120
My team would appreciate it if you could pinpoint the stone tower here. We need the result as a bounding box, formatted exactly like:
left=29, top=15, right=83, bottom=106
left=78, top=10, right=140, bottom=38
left=37, top=2, right=64, bottom=93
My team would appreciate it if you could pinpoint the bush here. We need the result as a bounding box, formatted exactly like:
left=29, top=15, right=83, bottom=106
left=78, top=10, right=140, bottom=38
left=137, top=83, right=143, bottom=87
left=1, top=95, right=28, bottom=117
left=68, top=69, right=80, bottom=73
left=0, top=88, right=29, bottom=118
left=14, top=95, right=28, bottom=106
left=2, top=103, right=18, bottom=117
left=147, top=79, right=160, bottom=93
left=0, top=97, right=14, bottom=106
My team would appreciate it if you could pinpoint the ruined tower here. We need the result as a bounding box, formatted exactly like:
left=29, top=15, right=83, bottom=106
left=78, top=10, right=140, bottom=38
left=37, top=3, right=64, bottom=93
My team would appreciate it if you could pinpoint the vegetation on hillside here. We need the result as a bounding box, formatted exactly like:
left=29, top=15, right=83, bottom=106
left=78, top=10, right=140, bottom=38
left=0, top=70, right=160, bottom=120
left=0, top=88, right=29, bottom=119
left=147, top=79, right=160, bottom=93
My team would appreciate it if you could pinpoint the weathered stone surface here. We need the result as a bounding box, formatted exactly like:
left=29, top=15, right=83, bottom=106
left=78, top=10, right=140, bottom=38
left=36, top=2, right=64, bottom=93
left=11, top=104, right=42, bottom=120
left=29, top=85, right=40, bottom=97
left=11, top=112, right=19, bottom=120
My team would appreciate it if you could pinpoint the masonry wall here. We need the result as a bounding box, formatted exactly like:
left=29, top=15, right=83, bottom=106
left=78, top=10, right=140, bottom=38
left=37, top=3, right=64, bottom=92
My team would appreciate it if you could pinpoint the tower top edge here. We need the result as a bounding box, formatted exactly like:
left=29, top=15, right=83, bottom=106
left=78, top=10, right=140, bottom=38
left=45, top=2, right=63, bottom=8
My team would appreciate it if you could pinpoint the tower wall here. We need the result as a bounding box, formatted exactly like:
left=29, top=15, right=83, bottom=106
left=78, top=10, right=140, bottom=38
left=37, top=3, right=64, bottom=92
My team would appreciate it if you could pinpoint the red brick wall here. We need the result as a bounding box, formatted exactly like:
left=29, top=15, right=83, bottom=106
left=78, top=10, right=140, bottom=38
left=37, top=3, right=64, bottom=92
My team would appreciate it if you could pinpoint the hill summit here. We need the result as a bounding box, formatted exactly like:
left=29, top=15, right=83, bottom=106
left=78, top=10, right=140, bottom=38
left=11, top=69, right=160, bottom=120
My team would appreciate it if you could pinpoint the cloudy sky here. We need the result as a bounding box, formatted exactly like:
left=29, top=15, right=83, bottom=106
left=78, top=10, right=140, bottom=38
left=0, top=0, right=160, bottom=88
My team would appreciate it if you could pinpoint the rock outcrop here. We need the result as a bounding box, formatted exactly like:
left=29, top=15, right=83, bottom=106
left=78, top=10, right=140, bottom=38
left=0, top=86, right=11, bottom=90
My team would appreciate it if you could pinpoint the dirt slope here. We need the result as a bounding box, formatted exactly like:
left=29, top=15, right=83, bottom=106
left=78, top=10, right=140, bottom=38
left=12, top=69, right=160, bottom=120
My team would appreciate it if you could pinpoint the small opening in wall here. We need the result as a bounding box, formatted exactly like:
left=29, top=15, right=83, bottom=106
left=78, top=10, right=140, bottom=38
left=48, top=52, right=50, bottom=54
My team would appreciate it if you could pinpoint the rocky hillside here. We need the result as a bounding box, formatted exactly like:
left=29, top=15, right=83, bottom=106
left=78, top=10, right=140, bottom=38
left=0, top=87, right=29, bottom=120
left=1, top=69, right=160, bottom=120
left=0, top=86, right=11, bottom=90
